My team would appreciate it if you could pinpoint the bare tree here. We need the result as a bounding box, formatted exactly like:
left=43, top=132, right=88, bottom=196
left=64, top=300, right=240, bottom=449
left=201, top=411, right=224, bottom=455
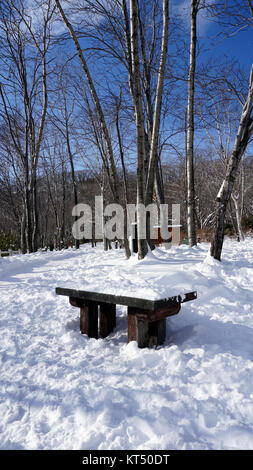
left=210, top=64, right=253, bottom=260
left=0, top=0, right=55, bottom=252
left=114, top=0, right=168, bottom=256
left=48, top=65, right=81, bottom=248
left=198, top=60, right=249, bottom=241
left=42, top=139, right=67, bottom=249
left=144, top=0, right=169, bottom=246
left=54, top=0, right=171, bottom=259
left=206, top=0, right=253, bottom=258
left=128, top=0, right=148, bottom=258
left=54, top=0, right=131, bottom=258
left=185, top=0, right=201, bottom=247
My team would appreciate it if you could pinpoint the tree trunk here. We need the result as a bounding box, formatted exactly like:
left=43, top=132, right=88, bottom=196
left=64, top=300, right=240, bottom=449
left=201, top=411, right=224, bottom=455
left=55, top=0, right=119, bottom=202
left=145, top=0, right=169, bottom=207
left=21, top=209, right=26, bottom=254
left=24, top=188, right=33, bottom=253
left=61, top=161, right=66, bottom=246
left=56, top=0, right=133, bottom=258
left=32, top=177, right=38, bottom=252
left=66, top=119, right=79, bottom=249
left=115, top=98, right=131, bottom=259
left=231, top=193, right=245, bottom=241
left=186, top=0, right=199, bottom=247
left=138, top=2, right=166, bottom=213
left=130, top=0, right=148, bottom=259
left=211, top=64, right=253, bottom=260
left=144, top=0, right=169, bottom=251
left=154, top=160, right=165, bottom=206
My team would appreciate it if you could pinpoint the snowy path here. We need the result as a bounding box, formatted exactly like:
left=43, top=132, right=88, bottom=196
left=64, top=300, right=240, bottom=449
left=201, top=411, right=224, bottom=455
left=0, top=240, right=253, bottom=449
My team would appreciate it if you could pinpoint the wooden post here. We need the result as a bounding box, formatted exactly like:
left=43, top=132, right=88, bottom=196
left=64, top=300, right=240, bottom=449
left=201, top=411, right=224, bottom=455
left=99, top=303, right=116, bottom=338
left=157, top=318, right=166, bottom=345
left=80, top=305, right=89, bottom=335
left=128, top=307, right=169, bottom=348
left=128, top=308, right=156, bottom=348
left=148, top=319, right=166, bottom=346
left=69, top=297, right=98, bottom=339
left=80, top=302, right=98, bottom=339
left=136, top=319, right=149, bottom=348
left=127, top=312, right=137, bottom=343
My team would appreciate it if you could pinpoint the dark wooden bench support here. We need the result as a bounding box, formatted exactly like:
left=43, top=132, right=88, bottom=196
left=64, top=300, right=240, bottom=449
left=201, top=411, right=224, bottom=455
left=149, top=319, right=166, bottom=346
left=80, top=302, right=98, bottom=339
left=127, top=303, right=181, bottom=348
left=99, top=302, right=116, bottom=338
left=69, top=296, right=116, bottom=339
left=127, top=315, right=166, bottom=348
left=80, top=305, right=88, bottom=335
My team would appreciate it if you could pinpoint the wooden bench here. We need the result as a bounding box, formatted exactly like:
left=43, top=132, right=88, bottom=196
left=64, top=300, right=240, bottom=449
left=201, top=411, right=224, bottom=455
left=55, top=288, right=197, bottom=348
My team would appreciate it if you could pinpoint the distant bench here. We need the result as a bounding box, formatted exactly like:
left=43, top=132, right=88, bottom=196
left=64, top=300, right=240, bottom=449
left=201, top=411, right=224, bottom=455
left=55, top=288, right=197, bottom=348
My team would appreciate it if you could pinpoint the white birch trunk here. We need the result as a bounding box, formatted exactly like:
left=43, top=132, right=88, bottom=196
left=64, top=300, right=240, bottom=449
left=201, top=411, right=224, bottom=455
left=186, top=0, right=200, bottom=248
left=145, top=0, right=169, bottom=207
left=211, top=64, right=253, bottom=260
left=129, top=0, right=148, bottom=259
left=231, top=193, right=245, bottom=241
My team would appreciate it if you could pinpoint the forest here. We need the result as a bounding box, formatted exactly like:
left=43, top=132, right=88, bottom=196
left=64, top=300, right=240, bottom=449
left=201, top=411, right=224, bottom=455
left=0, top=0, right=253, bottom=260
left=1, top=1, right=253, bottom=452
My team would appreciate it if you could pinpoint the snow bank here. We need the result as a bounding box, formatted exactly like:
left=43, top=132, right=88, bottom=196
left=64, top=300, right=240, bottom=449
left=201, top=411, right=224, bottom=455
left=0, top=239, right=253, bottom=450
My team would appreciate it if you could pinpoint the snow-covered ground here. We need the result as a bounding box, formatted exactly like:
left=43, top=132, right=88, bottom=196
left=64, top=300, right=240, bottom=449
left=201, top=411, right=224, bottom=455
left=0, top=238, right=253, bottom=450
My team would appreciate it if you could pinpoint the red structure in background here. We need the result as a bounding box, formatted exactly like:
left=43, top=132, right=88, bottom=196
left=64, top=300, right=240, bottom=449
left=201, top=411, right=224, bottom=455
left=153, top=225, right=183, bottom=246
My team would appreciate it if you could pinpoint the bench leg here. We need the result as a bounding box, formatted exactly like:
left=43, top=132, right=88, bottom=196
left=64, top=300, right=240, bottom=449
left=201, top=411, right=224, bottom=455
left=137, top=319, right=150, bottom=348
left=148, top=319, right=166, bottom=346
left=127, top=313, right=151, bottom=348
left=127, top=312, right=137, bottom=343
left=99, top=303, right=116, bottom=338
left=80, top=302, right=98, bottom=339
left=127, top=309, right=167, bottom=348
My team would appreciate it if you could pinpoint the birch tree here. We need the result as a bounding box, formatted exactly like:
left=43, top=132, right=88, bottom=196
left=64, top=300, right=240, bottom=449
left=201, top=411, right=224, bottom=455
left=197, top=60, right=248, bottom=241
left=54, top=0, right=170, bottom=259
left=0, top=0, right=55, bottom=252
left=122, top=0, right=169, bottom=256
left=210, top=64, right=253, bottom=260
left=128, top=0, right=148, bottom=258
left=185, top=0, right=201, bottom=247
left=144, top=0, right=169, bottom=247
left=54, top=0, right=131, bottom=258
left=205, top=0, right=253, bottom=258
left=48, top=66, right=81, bottom=248
left=42, top=138, right=67, bottom=249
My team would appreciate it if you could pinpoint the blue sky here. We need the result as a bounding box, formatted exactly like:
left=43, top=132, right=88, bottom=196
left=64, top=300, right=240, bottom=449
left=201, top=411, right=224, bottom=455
left=171, top=0, right=252, bottom=73
left=53, top=1, right=252, bottom=74
left=211, top=28, right=253, bottom=72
